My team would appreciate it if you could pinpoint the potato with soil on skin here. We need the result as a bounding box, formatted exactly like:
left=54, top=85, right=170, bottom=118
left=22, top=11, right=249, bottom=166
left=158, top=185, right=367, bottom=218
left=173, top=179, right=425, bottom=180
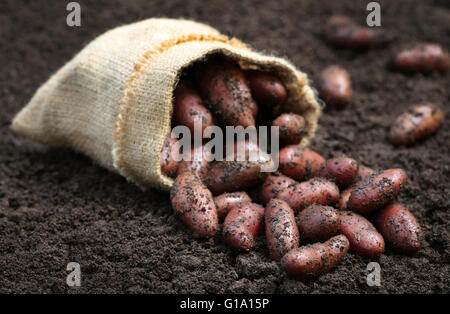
left=246, top=70, right=287, bottom=107
left=324, top=15, right=385, bottom=49
left=214, top=192, right=252, bottom=220
left=202, top=159, right=271, bottom=195
left=318, top=65, right=352, bottom=108
left=173, top=82, right=214, bottom=134
left=355, top=165, right=375, bottom=183
left=318, top=157, right=358, bottom=188
left=170, top=171, right=218, bottom=238
left=272, top=113, right=307, bottom=145
left=256, top=173, right=297, bottom=204
left=176, top=145, right=212, bottom=177
left=223, top=202, right=265, bottom=251
left=276, top=177, right=340, bottom=212
left=297, top=205, right=340, bottom=243
left=160, top=133, right=180, bottom=177
left=196, top=58, right=257, bottom=127
left=265, top=199, right=299, bottom=261
left=338, top=166, right=374, bottom=210
left=375, top=203, right=422, bottom=254
left=279, top=145, right=326, bottom=181
left=393, top=44, right=450, bottom=73
left=389, top=104, right=444, bottom=146
left=339, top=211, right=385, bottom=258
left=281, top=235, right=349, bottom=280
left=347, top=168, right=407, bottom=214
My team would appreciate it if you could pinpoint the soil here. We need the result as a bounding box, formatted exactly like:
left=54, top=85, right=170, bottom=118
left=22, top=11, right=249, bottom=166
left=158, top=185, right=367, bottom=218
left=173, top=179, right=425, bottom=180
left=1, top=0, right=449, bottom=293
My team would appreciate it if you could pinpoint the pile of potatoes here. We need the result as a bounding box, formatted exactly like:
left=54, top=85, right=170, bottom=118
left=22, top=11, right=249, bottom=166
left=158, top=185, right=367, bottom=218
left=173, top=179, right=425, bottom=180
left=170, top=142, right=423, bottom=279
left=163, top=16, right=447, bottom=280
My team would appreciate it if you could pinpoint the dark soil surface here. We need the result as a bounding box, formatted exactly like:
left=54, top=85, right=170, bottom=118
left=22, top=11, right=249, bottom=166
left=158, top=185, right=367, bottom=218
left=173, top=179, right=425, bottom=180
left=1, top=0, right=449, bottom=293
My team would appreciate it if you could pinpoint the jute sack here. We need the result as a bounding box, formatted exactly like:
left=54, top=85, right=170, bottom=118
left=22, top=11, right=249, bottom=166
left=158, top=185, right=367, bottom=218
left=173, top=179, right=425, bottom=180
left=11, top=18, right=321, bottom=191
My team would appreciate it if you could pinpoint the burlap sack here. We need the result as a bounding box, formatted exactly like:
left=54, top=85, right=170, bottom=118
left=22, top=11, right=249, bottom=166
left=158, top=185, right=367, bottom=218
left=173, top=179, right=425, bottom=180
left=11, top=18, right=321, bottom=191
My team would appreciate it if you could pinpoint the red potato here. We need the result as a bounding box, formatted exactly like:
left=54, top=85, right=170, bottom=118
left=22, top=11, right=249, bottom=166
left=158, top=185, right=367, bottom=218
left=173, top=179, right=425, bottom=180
left=173, top=82, right=214, bottom=134
left=356, top=165, right=375, bottom=183
left=196, top=58, right=257, bottom=127
left=214, top=192, right=252, bottom=220
left=281, top=235, right=349, bottom=280
left=319, top=157, right=358, bottom=188
left=246, top=71, right=287, bottom=107
left=297, top=205, right=340, bottom=243
left=347, top=168, right=407, bottom=214
left=339, top=211, right=385, bottom=258
left=176, top=145, right=211, bottom=177
left=393, top=44, right=450, bottom=73
left=202, top=159, right=270, bottom=195
left=265, top=199, right=300, bottom=261
left=389, top=104, right=444, bottom=146
left=276, top=177, right=340, bottom=212
left=256, top=174, right=297, bottom=204
left=272, top=113, right=307, bottom=145
left=338, top=166, right=374, bottom=210
left=375, top=203, right=422, bottom=254
left=170, top=171, right=218, bottom=238
left=324, top=15, right=384, bottom=49
left=160, top=133, right=180, bottom=177
left=279, top=145, right=326, bottom=181
left=223, top=202, right=265, bottom=251
left=319, top=65, right=352, bottom=108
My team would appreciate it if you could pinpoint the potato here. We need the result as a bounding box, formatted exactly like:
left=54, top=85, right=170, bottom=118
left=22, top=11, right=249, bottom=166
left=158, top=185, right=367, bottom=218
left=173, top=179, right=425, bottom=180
left=279, top=145, right=325, bottom=181
left=276, top=177, right=339, bottom=212
left=320, top=235, right=350, bottom=273
left=339, top=211, right=385, bottom=258
left=272, top=113, right=307, bottom=145
left=202, top=159, right=270, bottom=195
left=173, top=82, right=214, bottom=134
left=223, top=202, right=264, bottom=251
left=176, top=145, right=211, bottom=177
left=347, top=168, right=407, bottom=214
left=319, top=157, right=358, bottom=188
left=246, top=71, right=287, bottom=107
left=170, top=171, right=218, bottom=238
left=338, top=165, right=375, bottom=210
left=256, top=173, right=297, bottom=204
left=319, top=65, right=352, bottom=108
left=324, top=15, right=384, bottom=49
left=196, top=58, right=257, bottom=127
left=375, top=203, right=422, bottom=254
left=160, top=133, right=179, bottom=177
left=297, top=205, right=340, bottom=243
left=393, top=44, right=449, bottom=73
left=389, top=104, right=444, bottom=146
left=355, top=165, right=375, bottom=183
left=281, top=235, right=349, bottom=280
left=214, top=192, right=251, bottom=220
left=265, top=199, right=299, bottom=261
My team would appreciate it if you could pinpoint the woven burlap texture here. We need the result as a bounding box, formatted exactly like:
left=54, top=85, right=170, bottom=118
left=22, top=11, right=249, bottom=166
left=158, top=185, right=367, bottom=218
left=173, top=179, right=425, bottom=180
left=11, top=18, right=321, bottom=191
